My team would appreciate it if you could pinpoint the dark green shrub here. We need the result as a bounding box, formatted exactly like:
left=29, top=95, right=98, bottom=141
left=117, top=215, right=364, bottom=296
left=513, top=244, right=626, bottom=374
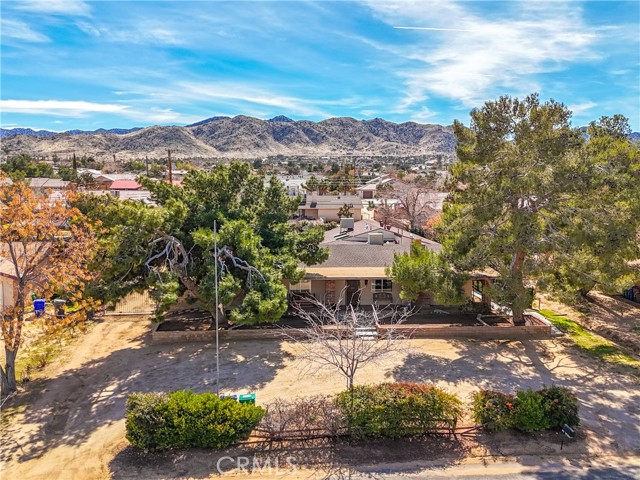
left=512, top=389, right=551, bottom=432
left=471, top=390, right=515, bottom=432
left=125, top=390, right=265, bottom=450
left=539, top=385, right=579, bottom=428
left=473, top=387, right=580, bottom=433
left=336, top=382, right=462, bottom=439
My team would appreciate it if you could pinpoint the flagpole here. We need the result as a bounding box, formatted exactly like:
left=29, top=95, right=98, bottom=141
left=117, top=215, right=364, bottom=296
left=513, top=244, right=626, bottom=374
left=214, top=219, right=220, bottom=396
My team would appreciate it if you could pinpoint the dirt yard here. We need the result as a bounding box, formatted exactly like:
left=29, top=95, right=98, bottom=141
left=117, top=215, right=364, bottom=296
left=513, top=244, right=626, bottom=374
left=1, top=313, right=639, bottom=479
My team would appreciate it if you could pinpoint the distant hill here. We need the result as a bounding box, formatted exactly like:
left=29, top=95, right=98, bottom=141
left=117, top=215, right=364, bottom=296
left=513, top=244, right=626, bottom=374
left=0, top=115, right=457, bottom=161
left=0, top=126, right=142, bottom=139
left=0, top=127, right=58, bottom=138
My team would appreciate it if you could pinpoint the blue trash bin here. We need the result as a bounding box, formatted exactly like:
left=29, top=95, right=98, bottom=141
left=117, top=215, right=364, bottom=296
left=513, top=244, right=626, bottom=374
left=34, top=299, right=46, bottom=316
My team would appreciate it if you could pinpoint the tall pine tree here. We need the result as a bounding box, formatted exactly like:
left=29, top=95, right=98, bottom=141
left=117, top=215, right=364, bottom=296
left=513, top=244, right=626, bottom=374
left=440, top=94, right=639, bottom=324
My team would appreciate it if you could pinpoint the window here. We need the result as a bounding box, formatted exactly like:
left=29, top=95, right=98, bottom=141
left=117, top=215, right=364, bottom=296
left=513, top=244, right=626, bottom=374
left=290, top=280, right=311, bottom=292
left=372, top=279, right=392, bottom=292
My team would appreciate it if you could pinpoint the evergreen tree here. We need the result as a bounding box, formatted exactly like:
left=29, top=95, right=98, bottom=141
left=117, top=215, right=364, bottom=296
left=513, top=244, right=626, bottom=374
left=440, top=94, right=639, bottom=324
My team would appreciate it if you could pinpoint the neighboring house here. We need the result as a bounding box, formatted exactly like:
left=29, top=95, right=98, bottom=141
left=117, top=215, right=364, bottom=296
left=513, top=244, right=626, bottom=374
left=298, top=192, right=364, bottom=221
left=0, top=258, right=18, bottom=311
left=356, top=183, right=377, bottom=199
left=78, top=170, right=138, bottom=190
left=277, top=175, right=308, bottom=197
left=27, top=177, right=71, bottom=193
left=109, top=179, right=142, bottom=191
left=82, top=188, right=154, bottom=204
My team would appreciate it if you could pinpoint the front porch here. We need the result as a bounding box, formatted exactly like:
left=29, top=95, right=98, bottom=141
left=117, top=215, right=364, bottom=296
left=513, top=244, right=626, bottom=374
left=288, top=277, right=403, bottom=307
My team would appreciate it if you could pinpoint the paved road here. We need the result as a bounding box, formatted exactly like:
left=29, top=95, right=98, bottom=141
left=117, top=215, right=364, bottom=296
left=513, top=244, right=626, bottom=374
left=352, top=460, right=640, bottom=480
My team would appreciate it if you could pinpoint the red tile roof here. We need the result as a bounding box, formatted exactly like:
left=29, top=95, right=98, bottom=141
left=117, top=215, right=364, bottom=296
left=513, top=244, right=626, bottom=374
left=109, top=180, right=142, bottom=190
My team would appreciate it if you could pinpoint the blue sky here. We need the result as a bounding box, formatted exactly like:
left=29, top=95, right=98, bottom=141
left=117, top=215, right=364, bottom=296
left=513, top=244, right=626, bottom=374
left=1, top=0, right=639, bottom=131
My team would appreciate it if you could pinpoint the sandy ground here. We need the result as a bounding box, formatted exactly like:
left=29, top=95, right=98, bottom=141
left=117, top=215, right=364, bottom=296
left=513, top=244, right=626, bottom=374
left=1, top=314, right=639, bottom=479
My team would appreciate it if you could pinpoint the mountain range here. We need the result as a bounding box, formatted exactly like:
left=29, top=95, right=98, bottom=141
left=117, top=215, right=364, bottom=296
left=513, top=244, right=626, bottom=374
left=0, top=116, right=457, bottom=161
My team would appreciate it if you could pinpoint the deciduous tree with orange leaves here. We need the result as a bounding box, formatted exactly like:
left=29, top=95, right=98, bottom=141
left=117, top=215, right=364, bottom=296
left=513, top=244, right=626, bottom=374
left=0, top=177, right=98, bottom=394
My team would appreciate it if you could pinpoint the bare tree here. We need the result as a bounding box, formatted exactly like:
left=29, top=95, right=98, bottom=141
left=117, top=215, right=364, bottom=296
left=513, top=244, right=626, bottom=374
left=286, top=295, right=411, bottom=389
left=377, top=175, right=442, bottom=232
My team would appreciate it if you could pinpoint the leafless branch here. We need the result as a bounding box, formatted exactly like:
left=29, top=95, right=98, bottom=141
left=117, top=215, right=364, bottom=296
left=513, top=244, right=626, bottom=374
left=283, top=291, right=411, bottom=389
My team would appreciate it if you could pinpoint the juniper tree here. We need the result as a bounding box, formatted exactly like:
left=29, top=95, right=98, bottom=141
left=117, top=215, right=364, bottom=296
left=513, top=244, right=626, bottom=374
left=440, top=94, right=639, bottom=324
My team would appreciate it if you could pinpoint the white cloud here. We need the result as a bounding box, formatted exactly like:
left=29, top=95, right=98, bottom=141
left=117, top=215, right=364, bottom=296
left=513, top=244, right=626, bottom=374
left=74, top=20, right=186, bottom=46
left=1, top=19, right=50, bottom=43
left=409, top=106, right=437, bottom=123
left=365, top=1, right=599, bottom=108
left=0, top=100, right=129, bottom=116
left=15, top=0, right=91, bottom=16
left=0, top=99, right=203, bottom=125
left=568, top=101, right=597, bottom=116
left=164, top=82, right=337, bottom=118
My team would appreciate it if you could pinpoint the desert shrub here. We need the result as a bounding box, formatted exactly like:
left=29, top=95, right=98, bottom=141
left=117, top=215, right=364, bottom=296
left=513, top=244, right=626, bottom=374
left=511, top=389, right=552, bottom=432
left=336, top=382, right=462, bottom=439
left=471, top=390, right=515, bottom=432
left=539, top=386, right=579, bottom=428
left=125, top=390, right=265, bottom=450
left=473, top=387, right=579, bottom=433
left=260, top=395, right=344, bottom=439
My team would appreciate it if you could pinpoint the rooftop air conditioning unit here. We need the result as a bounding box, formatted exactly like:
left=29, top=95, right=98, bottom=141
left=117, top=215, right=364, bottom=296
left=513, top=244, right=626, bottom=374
left=340, top=217, right=355, bottom=231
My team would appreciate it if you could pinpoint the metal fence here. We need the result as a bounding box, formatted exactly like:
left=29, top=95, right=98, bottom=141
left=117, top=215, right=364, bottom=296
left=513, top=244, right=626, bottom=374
left=106, top=290, right=155, bottom=316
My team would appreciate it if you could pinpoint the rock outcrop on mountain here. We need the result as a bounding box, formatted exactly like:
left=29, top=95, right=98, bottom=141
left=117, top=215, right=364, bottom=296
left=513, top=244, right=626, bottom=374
left=0, top=115, right=457, bottom=161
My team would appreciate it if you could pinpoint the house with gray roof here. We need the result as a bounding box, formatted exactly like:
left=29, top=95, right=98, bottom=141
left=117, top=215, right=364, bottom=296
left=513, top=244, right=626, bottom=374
left=298, top=193, right=365, bottom=221
left=288, top=218, right=498, bottom=308
left=288, top=218, right=441, bottom=307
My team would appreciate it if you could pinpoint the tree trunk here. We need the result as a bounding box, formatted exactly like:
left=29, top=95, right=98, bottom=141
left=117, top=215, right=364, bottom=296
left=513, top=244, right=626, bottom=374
left=1, top=347, right=18, bottom=394
left=579, top=280, right=597, bottom=298
left=510, top=249, right=527, bottom=326
left=346, top=375, right=353, bottom=390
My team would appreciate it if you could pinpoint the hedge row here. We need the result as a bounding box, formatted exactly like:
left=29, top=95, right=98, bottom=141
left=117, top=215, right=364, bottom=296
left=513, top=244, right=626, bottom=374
left=472, top=386, right=579, bottom=432
left=125, top=384, right=580, bottom=450
left=336, top=383, right=463, bottom=439
left=125, top=390, right=265, bottom=450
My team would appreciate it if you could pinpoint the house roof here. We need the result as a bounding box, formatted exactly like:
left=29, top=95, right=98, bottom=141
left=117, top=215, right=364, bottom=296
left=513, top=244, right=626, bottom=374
left=321, top=219, right=442, bottom=251
left=303, top=220, right=442, bottom=278
left=304, top=266, right=387, bottom=279
left=320, top=243, right=409, bottom=268
left=109, top=180, right=142, bottom=190
left=301, top=194, right=364, bottom=209
left=28, top=177, right=70, bottom=189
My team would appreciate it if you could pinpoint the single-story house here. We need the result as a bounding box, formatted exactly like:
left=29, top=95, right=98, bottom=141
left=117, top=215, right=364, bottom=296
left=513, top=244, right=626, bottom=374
left=27, top=177, right=71, bottom=193
left=287, top=218, right=498, bottom=308
left=356, top=183, right=377, bottom=199
left=298, top=193, right=364, bottom=221
left=289, top=219, right=425, bottom=306
left=109, top=179, right=142, bottom=191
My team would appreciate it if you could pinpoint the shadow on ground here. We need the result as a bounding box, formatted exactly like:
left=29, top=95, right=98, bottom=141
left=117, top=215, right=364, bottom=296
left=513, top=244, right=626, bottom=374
left=393, top=338, right=640, bottom=456
left=0, top=324, right=292, bottom=466
left=109, top=435, right=469, bottom=479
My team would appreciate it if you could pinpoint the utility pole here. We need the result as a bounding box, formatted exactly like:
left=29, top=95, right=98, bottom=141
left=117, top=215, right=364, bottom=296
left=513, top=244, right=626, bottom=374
left=214, top=219, right=220, bottom=396
left=167, top=149, right=172, bottom=183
